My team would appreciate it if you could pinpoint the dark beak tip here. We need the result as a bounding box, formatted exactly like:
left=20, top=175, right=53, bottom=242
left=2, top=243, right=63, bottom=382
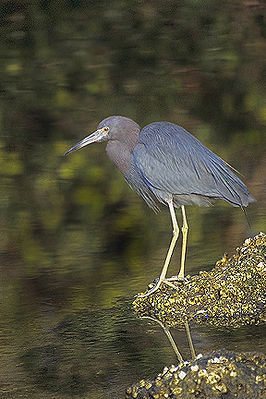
left=64, top=146, right=77, bottom=156
left=63, top=130, right=99, bottom=157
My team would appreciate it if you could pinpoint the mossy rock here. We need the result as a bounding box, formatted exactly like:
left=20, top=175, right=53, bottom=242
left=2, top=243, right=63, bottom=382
left=133, top=233, right=265, bottom=328
left=125, top=349, right=266, bottom=399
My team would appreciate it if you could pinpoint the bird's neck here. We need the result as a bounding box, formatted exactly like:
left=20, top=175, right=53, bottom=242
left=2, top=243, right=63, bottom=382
left=105, top=130, right=140, bottom=176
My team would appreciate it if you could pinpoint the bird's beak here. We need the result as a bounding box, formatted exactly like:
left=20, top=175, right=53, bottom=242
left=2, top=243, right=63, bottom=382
left=64, top=128, right=108, bottom=156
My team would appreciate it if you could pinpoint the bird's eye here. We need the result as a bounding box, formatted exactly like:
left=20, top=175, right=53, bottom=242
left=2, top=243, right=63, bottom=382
left=103, top=127, right=109, bottom=132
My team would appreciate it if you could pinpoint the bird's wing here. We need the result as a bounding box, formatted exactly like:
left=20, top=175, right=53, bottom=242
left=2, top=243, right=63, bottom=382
left=132, top=122, right=253, bottom=206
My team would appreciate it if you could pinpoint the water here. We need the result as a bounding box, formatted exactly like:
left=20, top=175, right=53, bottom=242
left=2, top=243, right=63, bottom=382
left=0, top=2, right=265, bottom=398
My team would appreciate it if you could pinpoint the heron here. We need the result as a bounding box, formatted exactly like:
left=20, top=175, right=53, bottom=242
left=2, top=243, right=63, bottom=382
left=64, top=116, right=255, bottom=297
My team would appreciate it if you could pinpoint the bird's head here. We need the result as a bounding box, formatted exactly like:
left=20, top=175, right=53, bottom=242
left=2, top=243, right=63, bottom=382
left=64, top=115, right=140, bottom=156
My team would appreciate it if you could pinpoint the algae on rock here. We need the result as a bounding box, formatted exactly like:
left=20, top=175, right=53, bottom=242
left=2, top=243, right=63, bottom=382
left=133, top=233, right=265, bottom=328
left=125, top=349, right=266, bottom=399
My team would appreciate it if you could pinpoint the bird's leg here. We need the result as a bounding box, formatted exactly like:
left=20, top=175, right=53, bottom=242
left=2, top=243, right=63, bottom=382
left=138, top=199, right=180, bottom=297
left=177, top=205, right=188, bottom=280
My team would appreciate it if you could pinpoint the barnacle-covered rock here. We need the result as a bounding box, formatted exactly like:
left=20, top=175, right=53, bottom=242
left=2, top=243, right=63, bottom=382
left=125, top=349, right=266, bottom=398
left=133, top=233, right=265, bottom=327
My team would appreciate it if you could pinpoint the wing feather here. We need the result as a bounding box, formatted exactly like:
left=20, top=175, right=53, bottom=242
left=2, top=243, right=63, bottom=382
left=133, top=122, right=254, bottom=207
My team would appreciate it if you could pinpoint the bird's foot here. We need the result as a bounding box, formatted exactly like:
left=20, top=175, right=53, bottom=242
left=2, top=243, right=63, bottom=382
left=137, top=277, right=178, bottom=298
left=163, top=280, right=178, bottom=289
left=165, top=275, right=178, bottom=281
left=166, top=274, right=186, bottom=282
left=137, top=281, right=161, bottom=298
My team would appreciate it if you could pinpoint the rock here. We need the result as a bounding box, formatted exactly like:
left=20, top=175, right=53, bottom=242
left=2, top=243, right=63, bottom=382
left=125, top=349, right=266, bottom=398
left=133, top=233, right=265, bottom=328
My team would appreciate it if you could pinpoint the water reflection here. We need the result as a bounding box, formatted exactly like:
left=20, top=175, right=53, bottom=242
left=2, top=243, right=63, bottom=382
left=127, top=315, right=266, bottom=398
left=16, top=301, right=187, bottom=398
left=140, top=316, right=196, bottom=364
left=1, top=289, right=265, bottom=398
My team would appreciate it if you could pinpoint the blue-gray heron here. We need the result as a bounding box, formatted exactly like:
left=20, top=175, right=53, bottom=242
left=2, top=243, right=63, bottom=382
left=65, top=116, right=255, bottom=296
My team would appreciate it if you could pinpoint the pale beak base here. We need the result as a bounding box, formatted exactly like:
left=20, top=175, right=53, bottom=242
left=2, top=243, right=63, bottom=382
left=64, top=128, right=109, bottom=156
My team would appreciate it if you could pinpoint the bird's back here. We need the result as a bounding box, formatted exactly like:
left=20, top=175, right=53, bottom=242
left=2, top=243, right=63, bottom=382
left=132, top=122, right=255, bottom=208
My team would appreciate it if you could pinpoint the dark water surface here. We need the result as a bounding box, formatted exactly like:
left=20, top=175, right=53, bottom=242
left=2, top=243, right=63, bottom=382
left=0, top=2, right=265, bottom=398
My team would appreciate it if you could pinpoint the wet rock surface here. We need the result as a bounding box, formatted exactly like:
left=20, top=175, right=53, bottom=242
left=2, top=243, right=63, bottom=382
left=133, top=232, right=265, bottom=328
left=125, top=349, right=266, bottom=399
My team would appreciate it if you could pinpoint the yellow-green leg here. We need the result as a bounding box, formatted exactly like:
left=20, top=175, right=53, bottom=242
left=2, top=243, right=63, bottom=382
left=185, top=321, right=196, bottom=360
left=177, top=205, right=188, bottom=280
left=139, top=199, right=180, bottom=297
